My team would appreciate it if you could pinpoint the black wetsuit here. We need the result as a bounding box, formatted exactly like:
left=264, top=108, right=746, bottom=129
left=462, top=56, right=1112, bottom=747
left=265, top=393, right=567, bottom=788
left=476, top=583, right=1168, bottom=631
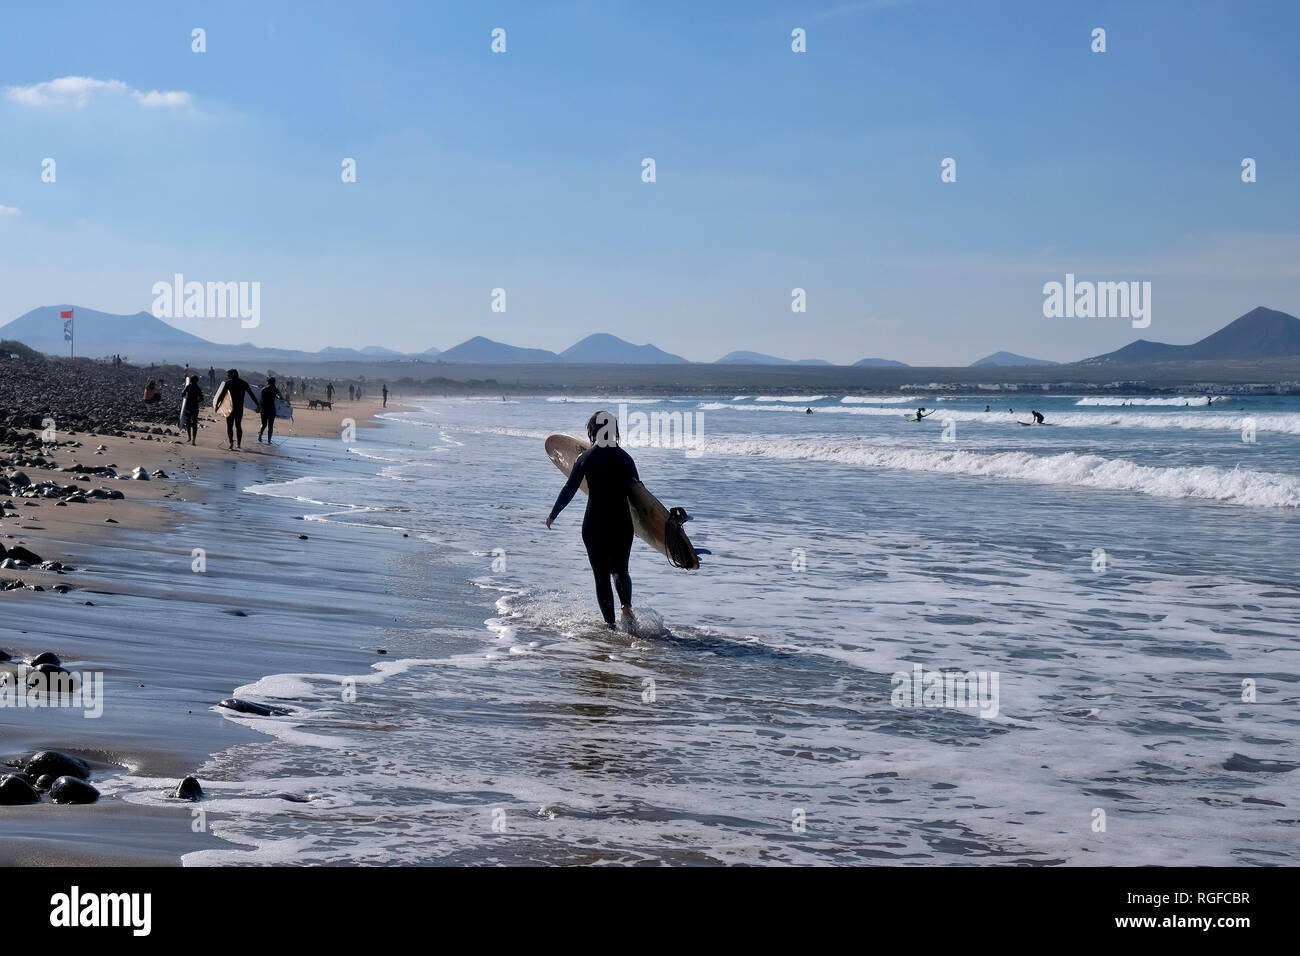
left=258, top=384, right=282, bottom=442
left=213, top=377, right=260, bottom=447
left=549, top=444, right=640, bottom=627
left=181, top=382, right=203, bottom=442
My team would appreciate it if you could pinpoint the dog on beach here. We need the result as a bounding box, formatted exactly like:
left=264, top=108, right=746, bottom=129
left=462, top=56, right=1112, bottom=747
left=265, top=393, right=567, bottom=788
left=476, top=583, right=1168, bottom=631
left=307, top=399, right=333, bottom=410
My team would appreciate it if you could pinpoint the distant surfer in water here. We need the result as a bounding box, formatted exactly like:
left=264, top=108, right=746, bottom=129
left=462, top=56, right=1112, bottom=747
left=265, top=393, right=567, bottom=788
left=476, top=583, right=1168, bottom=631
left=1031, top=410, right=1044, bottom=424
left=212, top=369, right=261, bottom=451
left=805, top=407, right=813, bottom=414
left=257, top=377, right=284, bottom=444
left=180, top=375, right=203, bottom=445
left=546, top=410, right=640, bottom=629
left=911, top=407, right=928, bottom=421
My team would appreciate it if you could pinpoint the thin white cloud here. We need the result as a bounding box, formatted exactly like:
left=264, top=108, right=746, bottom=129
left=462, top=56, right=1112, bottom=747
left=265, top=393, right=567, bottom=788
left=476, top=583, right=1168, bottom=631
left=5, top=75, right=192, bottom=109
left=0, top=205, right=21, bottom=216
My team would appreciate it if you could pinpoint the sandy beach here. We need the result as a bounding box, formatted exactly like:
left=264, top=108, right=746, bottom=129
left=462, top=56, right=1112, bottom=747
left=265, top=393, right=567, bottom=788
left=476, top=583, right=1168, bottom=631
left=1, top=390, right=409, bottom=864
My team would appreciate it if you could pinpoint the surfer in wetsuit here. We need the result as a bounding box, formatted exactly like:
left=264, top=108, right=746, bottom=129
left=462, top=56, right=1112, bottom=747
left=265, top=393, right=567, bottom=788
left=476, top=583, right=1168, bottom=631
left=180, top=375, right=203, bottom=445
left=212, top=369, right=261, bottom=451
left=912, top=407, right=928, bottom=421
left=257, top=377, right=284, bottom=444
left=546, top=410, right=640, bottom=629
left=1031, top=410, right=1044, bottom=424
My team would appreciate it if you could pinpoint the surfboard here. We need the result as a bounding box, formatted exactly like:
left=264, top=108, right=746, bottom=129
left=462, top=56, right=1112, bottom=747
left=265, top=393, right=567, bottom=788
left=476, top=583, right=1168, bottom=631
left=178, top=396, right=189, bottom=429
left=275, top=398, right=294, bottom=420
left=545, top=434, right=700, bottom=570
left=214, top=390, right=233, bottom=417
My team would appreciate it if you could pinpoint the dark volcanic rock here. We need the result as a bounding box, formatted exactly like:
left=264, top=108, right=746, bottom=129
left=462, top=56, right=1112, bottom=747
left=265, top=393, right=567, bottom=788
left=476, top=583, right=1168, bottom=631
left=0, top=774, right=41, bottom=805
left=24, top=750, right=92, bottom=781
left=49, top=776, right=100, bottom=804
left=29, top=651, right=61, bottom=667
left=5, top=545, right=42, bottom=564
left=174, top=776, right=203, bottom=801
left=218, top=698, right=291, bottom=717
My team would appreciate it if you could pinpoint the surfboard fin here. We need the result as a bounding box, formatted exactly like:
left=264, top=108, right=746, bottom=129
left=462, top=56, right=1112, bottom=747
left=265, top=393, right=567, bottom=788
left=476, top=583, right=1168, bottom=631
left=663, top=512, right=699, bottom=570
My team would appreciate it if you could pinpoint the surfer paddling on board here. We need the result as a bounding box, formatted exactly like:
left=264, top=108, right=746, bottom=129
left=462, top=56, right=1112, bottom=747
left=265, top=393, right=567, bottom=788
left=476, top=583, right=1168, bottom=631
left=546, top=410, right=641, bottom=630
left=1031, top=410, right=1045, bottom=424
left=212, top=369, right=261, bottom=451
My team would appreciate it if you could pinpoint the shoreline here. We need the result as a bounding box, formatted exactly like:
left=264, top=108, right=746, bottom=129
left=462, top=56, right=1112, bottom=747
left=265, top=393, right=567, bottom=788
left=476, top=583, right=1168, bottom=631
left=1, top=395, right=418, bottom=865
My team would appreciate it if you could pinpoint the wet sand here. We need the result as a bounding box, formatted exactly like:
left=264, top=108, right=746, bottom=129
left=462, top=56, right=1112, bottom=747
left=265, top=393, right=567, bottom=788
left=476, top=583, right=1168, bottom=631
left=1, top=397, right=413, bottom=865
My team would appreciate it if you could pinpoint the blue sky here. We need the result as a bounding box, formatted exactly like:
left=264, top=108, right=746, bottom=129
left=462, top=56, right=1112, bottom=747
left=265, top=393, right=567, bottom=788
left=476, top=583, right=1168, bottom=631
left=2, top=0, right=1298, bottom=364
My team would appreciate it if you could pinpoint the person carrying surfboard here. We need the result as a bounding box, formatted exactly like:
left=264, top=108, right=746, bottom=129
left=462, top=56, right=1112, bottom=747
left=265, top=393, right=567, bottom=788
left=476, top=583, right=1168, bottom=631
left=211, top=369, right=261, bottom=451
left=179, top=375, right=203, bottom=445
left=257, top=377, right=285, bottom=444
left=546, top=410, right=641, bottom=629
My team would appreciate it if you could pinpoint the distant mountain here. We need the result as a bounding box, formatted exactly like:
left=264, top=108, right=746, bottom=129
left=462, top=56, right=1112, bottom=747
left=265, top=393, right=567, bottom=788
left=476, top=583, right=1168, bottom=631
left=717, top=351, right=791, bottom=365
left=560, top=333, right=687, bottom=364
left=0, top=306, right=439, bottom=365
left=438, top=335, right=559, bottom=363
left=1, top=305, right=212, bottom=357
left=853, top=357, right=910, bottom=367
left=318, top=345, right=407, bottom=359
left=1079, top=307, right=1300, bottom=365
left=716, top=351, right=831, bottom=365
left=971, top=351, right=1059, bottom=367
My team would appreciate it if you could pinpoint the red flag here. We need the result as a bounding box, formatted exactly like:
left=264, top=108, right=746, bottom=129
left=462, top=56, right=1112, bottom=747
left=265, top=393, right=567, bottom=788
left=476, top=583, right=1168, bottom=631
left=60, top=310, right=73, bottom=318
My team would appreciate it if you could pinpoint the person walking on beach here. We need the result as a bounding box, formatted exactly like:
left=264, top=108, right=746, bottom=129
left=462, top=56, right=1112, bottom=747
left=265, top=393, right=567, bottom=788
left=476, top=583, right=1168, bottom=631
left=180, top=375, right=203, bottom=445
left=382, top=384, right=388, bottom=408
left=349, top=383, right=356, bottom=402
left=211, top=369, right=261, bottom=451
left=208, top=366, right=217, bottom=390
left=546, top=410, right=640, bottom=630
left=257, top=376, right=284, bottom=444
left=327, top=382, right=335, bottom=404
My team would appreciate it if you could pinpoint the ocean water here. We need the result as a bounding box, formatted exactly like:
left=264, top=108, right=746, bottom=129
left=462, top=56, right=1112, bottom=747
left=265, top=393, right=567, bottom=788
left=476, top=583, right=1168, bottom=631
left=148, top=394, right=1298, bottom=865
